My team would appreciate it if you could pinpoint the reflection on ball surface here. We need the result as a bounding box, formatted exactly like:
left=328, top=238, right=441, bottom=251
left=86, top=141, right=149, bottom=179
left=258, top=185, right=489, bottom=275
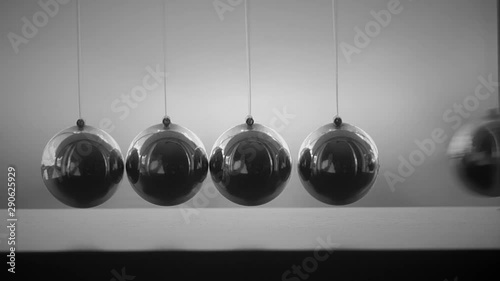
left=298, top=122, right=379, bottom=205
left=41, top=123, right=124, bottom=208
left=209, top=123, right=292, bottom=206
left=448, top=109, right=500, bottom=197
left=126, top=123, right=208, bottom=206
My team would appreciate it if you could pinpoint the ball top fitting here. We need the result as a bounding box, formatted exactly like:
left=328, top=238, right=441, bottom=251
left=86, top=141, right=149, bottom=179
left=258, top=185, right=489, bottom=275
left=76, top=119, right=85, bottom=129
left=334, top=116, right=342, bottom=127
left=246, top=116, right=255, bottom=127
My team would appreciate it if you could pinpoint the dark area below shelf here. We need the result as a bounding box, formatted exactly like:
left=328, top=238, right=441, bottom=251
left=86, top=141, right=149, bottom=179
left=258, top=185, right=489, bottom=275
left=5, top=250, right=500, bottom=280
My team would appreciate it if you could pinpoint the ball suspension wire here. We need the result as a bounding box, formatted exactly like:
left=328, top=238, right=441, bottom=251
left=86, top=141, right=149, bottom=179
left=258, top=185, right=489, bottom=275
left=332, top=0, right=341, bottom=126
left=162, top=0, right=170, bottom=124
left=76, top=0, right=84, bottom=128
left=244, top=0, right=254, bottom=127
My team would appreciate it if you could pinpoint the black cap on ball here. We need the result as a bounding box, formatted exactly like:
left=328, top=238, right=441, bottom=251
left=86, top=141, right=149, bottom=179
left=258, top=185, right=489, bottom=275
left=246, top=116, right=255, bottom=127
left=334, top=117, right=342, bottom=127
left=76, top=119, right=85, bottom=129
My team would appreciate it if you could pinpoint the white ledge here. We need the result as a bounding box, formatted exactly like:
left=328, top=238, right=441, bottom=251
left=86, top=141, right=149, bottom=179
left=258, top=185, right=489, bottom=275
left=3, top=207, right=500, bottom=252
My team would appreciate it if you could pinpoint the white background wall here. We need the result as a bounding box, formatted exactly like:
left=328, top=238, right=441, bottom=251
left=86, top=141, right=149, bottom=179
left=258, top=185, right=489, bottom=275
left=1, top=0, right=499, bottom=209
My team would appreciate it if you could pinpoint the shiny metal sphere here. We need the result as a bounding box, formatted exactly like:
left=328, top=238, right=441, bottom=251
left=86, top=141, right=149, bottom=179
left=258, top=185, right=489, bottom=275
left=298, top=120, right=380, bottom=205
left=448, top=109, right=500, bottom=197
left=209, top=120, right=292, bottom=206
left=126, top=121, right=208, bottom=206
left=41, top=120, right=124, bottom=208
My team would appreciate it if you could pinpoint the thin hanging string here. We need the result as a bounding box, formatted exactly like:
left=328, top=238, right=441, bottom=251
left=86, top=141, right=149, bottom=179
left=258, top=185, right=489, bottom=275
left=332, top=0, right=339, bottom=117
left=244, top=0, right=252, bottom=117
left=498, top=0, right=500, bottom=110
left=76, top=0, right=82, bottom=119
left=162, top=0, right=168, bottom=117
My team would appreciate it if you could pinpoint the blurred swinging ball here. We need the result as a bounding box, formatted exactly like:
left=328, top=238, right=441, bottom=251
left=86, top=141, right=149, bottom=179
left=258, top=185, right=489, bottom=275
left=448, top=109, right=500, bottom=197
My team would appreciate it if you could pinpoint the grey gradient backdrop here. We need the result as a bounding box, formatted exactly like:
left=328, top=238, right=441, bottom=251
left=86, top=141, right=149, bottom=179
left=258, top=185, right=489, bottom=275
left=1, top=0, right=499, bottom=209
